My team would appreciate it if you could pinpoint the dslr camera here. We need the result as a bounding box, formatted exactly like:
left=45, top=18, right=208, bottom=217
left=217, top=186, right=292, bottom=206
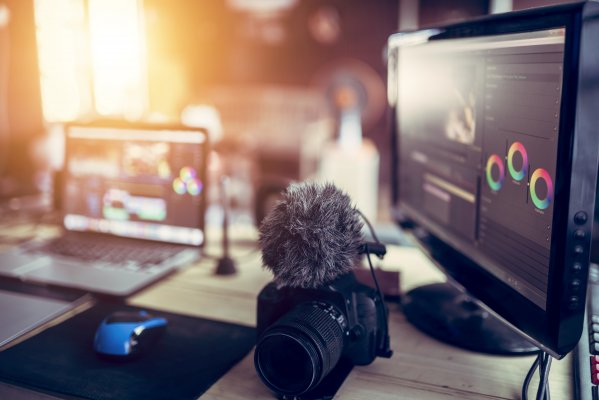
left=254, top=272, right=392, bottom=397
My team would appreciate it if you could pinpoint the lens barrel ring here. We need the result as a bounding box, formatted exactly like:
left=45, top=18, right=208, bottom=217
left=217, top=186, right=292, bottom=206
left=255, top=328, right=321, bottom=394
left=255, top=301, right=347, bottom=395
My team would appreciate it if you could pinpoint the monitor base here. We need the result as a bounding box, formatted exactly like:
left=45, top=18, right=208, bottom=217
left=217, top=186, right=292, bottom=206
left=403, top=282, right=538, bottom=355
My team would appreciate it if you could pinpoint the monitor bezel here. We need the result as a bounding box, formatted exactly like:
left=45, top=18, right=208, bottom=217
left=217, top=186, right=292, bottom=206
left=389, top=1, right=599, bottom=356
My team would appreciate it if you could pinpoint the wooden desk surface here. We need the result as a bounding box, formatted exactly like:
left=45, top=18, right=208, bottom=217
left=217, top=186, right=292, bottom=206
left=126, top=225, right=573, bottom=400
left=0, top=218, right=574, bottom=399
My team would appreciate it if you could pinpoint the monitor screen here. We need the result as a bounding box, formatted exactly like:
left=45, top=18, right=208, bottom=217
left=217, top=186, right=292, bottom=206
left=63, top=125, right=208, bottom=246
left=397, top=28, right=564, bottom=310
left=389, top=2, right=599, bottom=356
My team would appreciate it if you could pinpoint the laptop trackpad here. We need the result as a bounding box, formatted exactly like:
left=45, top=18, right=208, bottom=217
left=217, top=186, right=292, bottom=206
left=0, top=252, right=52, bottom=275
left=24, top=260, right=143, bottom=296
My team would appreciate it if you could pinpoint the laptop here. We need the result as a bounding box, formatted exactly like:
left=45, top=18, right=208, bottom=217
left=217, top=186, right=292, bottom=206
left=0, top=123, right=208, bottom=296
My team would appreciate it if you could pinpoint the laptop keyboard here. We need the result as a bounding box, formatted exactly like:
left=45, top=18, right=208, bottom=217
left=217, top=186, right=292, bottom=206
left=36, top=235, right=184, bottom=269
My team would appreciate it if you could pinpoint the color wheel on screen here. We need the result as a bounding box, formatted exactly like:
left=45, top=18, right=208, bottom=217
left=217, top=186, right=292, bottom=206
left=172, top=167, right=203, bottom=197
left=529, top=168, right=553, bottom=210
left=486, top=154, right=505, bottom=191
left=507, top=141, right=528, bottom=182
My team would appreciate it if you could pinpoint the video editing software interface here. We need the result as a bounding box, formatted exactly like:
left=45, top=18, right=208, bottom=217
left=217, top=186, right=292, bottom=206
left=396, top=28, right=565, bottom=310
left=63, top=127, right=206, bottom=246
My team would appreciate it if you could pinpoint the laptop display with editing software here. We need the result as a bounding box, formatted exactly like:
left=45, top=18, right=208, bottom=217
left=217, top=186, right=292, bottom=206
left=63, top=125, right=206, bottom=246
left=0, top=123, right=208, bottom=296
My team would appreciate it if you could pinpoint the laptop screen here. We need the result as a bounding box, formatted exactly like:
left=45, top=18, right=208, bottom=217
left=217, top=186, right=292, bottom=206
left=63, top=125, right=207, bottom=246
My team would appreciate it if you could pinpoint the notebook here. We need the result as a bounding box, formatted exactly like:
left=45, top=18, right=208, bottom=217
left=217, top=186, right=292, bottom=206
left=0, top=123, right=208, bottom=296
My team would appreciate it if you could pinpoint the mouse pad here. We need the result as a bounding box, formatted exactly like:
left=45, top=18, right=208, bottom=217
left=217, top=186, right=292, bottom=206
left=0, top=302, right=256, bottom=400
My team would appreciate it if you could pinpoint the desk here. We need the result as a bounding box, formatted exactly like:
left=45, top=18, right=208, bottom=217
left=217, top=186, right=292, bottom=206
left=129, top=225, right=573, bottom=400
left=0, top=221, right=573, bottom=399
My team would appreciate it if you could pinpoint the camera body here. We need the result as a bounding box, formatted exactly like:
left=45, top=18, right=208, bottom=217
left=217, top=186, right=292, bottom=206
left=255, top=272, right=390, bottom=396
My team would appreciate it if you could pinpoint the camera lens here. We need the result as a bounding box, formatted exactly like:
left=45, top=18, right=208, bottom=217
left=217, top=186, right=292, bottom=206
left=254, top=301, right=347, bottom=395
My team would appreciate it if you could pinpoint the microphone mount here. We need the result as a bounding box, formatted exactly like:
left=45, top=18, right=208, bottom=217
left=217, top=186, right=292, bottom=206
left=359, top=242, right=386, bottom=259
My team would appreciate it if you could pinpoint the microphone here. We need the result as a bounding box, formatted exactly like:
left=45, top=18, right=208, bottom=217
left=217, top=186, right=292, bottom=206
left=259, top=181, right=364, bottom=289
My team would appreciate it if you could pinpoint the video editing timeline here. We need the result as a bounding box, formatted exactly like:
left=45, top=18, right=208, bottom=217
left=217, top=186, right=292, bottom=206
left=64, top=128, right=206, bottom=246
left=397, top=29, right=565, bottom=309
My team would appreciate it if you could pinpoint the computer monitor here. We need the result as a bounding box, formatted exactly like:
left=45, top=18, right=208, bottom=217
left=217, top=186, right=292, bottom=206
left=388, top=2, right=599, bottom=357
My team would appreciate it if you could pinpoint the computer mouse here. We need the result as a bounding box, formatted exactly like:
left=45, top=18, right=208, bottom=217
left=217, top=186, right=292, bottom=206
left=93, top=310, right=167, bottom=359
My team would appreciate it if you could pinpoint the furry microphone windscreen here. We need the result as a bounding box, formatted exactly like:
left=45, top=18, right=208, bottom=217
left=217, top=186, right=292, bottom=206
left=259, top=181, right=364, bottom=289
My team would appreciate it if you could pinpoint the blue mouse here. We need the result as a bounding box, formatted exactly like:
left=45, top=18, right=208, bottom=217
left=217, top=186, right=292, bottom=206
left=93, top=310, right=167, bottom=358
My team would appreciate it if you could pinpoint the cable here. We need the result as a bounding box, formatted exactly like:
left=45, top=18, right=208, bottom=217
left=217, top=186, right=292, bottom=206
left=359, top=210, right=392, bottom=357
left=522, top=350, right=552, bottom=400
left=366, top=250, right=392, bottom=356
left=522, top=351, right=541, bottom=400
left=357, top=210, right=385, bottom=298
left=366, top=251, right=385, bottom=306
left=536, top=352, right=552, bottom=400
left=357, top=209, right=381, bottom=244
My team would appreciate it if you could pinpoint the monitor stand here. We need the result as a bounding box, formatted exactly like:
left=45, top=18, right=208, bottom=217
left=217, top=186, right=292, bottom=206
left=402, top=282, right=538, bottom=355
